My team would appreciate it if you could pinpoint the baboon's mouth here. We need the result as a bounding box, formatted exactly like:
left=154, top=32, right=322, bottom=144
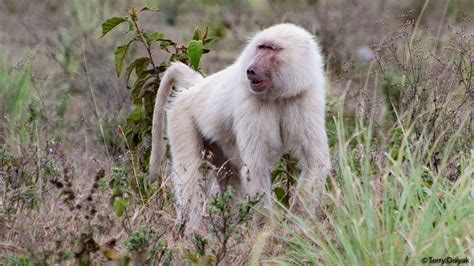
left=249, top=79, right=268, bottom=92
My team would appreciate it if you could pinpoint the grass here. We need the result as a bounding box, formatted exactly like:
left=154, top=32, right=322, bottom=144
left=271, top=104, right=472, bottom=265
left=0, top=0, right=472, bottom=264
left=0, top=57, right=31, bottom=121
left=0, top=53, right=34, bottom=152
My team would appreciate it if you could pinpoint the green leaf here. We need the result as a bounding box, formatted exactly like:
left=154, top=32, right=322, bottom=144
left=101, top=17, right=127, bottom=37
left=112, top=187, right=124, bottom=197
left=192, top=27, right=201, bottom=41
left=135, top=58, right=152, bottom=77
left=159, top=39, right=176, bottom=52
left=146, top=32, right=165, bottom=45
left=132, top=71, right=154, bottom=97
left=157, top=61, right=170, bottom=73
left=176, top=53, right=189, bottom=62
left=129, top=106, right=143, bottom=122
left=187, top=40, right=203, bottom=71
left=125, top=57, right=151, bottom=84
left=130, top=86, right=142, bottom=105
left=125, top=62, right=138, bottom=85
left=204, top=36, right=219, bottom=46
left=114, top=43, right=131, bottom=77
left=202, top=27, right=209, bottom=40
left=274, top=187, right=287, bottom=205
left=183, top=252, right=199, bottom=263
left=113, top=198, right=129, bottom=217
left=140, top=6, right=160, bottom=12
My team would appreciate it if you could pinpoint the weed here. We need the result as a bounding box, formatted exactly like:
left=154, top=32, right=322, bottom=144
left=124, top=227, right=171, bottom=264
left=101, top=6, right=217, bottom=175
left=186, top=187, right=261, bottom=264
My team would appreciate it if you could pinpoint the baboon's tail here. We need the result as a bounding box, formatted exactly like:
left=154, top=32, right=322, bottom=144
left=149, top=62, right=203, bottom=181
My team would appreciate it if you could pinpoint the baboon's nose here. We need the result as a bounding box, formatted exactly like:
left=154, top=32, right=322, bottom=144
left=246, top=68, right=257, bottom=79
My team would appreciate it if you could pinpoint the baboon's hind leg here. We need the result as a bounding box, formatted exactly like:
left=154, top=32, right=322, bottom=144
left=168, top=98, right=207, bottom=234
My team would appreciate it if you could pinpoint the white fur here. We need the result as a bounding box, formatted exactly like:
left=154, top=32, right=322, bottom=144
left=150, top=23, right=330, bottom=234
left=149, top=62, right=204, bottom=181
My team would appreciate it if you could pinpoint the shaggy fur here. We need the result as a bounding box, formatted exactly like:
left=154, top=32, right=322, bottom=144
left=150, top=23, right=330, bottom=234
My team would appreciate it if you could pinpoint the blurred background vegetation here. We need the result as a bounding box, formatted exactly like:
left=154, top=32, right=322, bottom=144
left=0, top=0, right=472, bottom=265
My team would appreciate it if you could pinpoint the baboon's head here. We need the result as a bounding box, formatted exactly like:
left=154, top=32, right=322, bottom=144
left=239, top=23, right=325, bottom=98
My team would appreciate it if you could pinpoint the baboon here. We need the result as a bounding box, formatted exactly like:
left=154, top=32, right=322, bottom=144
left=150, top=23, right=330, bottom=234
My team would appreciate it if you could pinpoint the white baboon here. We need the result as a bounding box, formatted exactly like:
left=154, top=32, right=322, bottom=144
left=150, top=23, right=330, bottom=234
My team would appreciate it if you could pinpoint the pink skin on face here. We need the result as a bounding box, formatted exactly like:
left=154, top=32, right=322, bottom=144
left=246, top=42, right=282, bottom=93
left=249, top=76, right=269, bottom=92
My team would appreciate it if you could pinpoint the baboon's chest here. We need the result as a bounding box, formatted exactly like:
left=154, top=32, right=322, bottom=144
left=279, top=102, right=307, bottom=152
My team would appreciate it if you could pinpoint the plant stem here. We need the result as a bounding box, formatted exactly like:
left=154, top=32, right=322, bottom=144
left=133, top=20, right=158, bottom=78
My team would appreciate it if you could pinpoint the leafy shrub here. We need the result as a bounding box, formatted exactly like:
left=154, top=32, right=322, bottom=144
left=102, top=6, right=217, bottom=173
left=186, top=187, right=261, bottom=264
left=124, top=227, right=171, bottom=264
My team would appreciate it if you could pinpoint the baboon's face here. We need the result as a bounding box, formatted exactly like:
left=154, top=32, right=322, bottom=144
left=245, top=42, right=282, bottom=94
left=243, top=28, right=321, bottom=98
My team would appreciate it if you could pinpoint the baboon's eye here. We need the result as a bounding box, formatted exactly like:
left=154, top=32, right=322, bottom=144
left=257, top=43, right=281, bottom=50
